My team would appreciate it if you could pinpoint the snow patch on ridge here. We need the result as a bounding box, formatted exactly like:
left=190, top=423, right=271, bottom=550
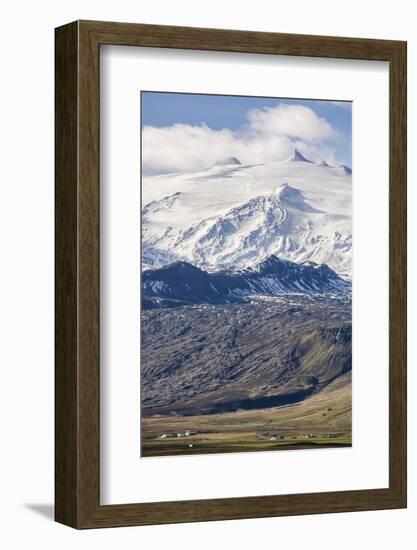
left=213, top=157, right=242, bottom=166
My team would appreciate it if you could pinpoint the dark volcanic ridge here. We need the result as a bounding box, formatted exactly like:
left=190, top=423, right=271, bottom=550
left=142, top=255, right=350, bottom=309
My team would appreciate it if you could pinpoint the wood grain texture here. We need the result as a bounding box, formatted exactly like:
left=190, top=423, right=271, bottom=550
left=55, top=20, right=407, bottom=529
left=55, top=21, right=79, bottom=527
left=388, top=41, right=407, bottom=504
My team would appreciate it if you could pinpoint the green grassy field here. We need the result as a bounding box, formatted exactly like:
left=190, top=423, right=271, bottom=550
left=142, top=371, right=351, bottom=457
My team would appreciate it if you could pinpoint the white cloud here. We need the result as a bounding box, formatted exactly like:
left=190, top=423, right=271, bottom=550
left=142, top=104, right=339, bottom=175
left=247, top=104, right=336, bottom=141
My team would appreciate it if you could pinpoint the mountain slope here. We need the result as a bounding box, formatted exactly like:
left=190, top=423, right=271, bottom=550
left=141, top=297, right=351, bottom=415
left=142, top=150, right=352, bottom=278
left=142, top=255, right=350, bottom=308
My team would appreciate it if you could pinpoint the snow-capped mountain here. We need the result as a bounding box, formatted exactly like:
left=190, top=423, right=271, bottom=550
left=142, top=256, right=350, bottom=308
left=142, top=149, right=352, bottom=278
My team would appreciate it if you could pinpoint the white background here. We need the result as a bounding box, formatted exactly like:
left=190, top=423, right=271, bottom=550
left=101, top=46, right=389, bottom=504
left=0, top=0, right=415, bottom=548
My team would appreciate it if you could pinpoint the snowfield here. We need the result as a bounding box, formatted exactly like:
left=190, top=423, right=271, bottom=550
left=142, top=150, right=352, bottom=278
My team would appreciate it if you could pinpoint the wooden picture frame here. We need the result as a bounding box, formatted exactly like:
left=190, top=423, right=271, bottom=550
left=55, top=20, right=407, bottom=529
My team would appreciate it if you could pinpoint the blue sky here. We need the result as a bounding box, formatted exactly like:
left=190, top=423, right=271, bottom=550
left=141, top=92, right=352, bottom=174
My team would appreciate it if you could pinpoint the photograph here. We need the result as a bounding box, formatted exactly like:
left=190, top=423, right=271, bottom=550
left=140, top=92, right=353, bottom=457
left=0, top=1, right=408, bottom=539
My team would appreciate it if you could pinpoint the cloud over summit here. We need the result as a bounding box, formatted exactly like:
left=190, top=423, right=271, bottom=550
left=142, top=103, right=340, bottom=175
left=247, top=104, right=336, bottom=141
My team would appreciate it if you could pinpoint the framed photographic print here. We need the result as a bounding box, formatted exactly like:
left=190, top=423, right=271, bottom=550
left=55, top=20, right=407, bottom=528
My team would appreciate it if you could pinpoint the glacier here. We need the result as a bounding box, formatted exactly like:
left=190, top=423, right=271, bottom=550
left=142, top=150, right=352, bottom=279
